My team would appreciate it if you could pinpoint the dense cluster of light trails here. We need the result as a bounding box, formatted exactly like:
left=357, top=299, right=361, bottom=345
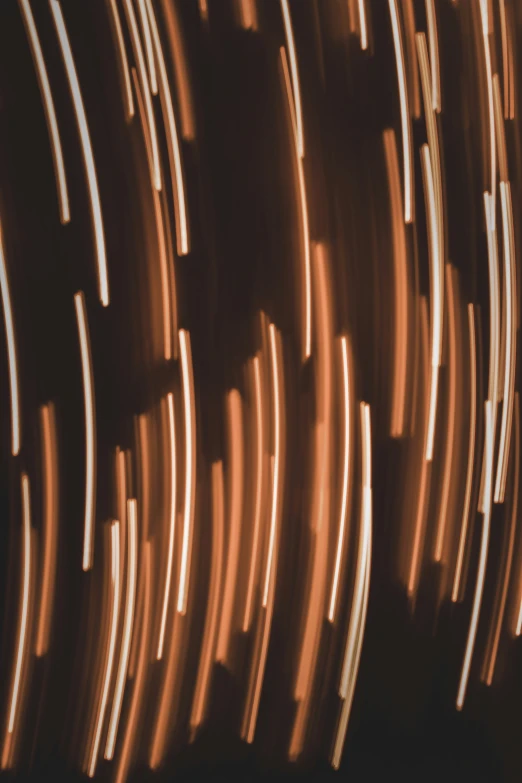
left=0, top=0, right=520, bottom=779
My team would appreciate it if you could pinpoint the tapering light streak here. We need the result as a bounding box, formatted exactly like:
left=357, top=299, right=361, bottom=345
left=420, top=145, right=443, bottom=461
left=332, top=404, right=372, bottom=769
left=237, top=0, right=258, bottom=30
left=495, top=182, right=516, bottom=502
left=402, top=0, right=420, bottom=119
left=157, top=393, right=177, bottom=659
left=190, top=461, right=225, bottom=732
left=484, top=397, right=519, bottom=682
left=105, top=0, right=135, bottom=120
left=158, top=0, right=195, bottom=141
left=19, top=0, right=70, bottom=223
left=479, top=0, right=497, bottom=223
left=105, top=501, right=138, bottom=759
left=433, top=266, right=457, bottom=562
left=178, top=330, right=196, bottom=614
left=384, top=128, right=408, bottom=437
left=499, top=0, right=510, bottom=118
left=122, top=0, right=162, bottom=191
left=0, top=220, right=21, bottom=456
left=280, top=46, right=311, bottom=362
left=425, top=0, right=441, bottom=112
left=6, top=474, right=32, bottom=736
left=387, top=0, right=413, bottom=223
left=74, top=292, right=97, bottom=572
left=493, top=76, right=508, bottom=184
left=136, top=0, right=157, bottom=94
left=357, top=0, right=368, bottom=50
left=146, top=0, right=189, bottom=256
left=263, top=327, right=283, bottom=606
left=50, top=0, right=109, bottom=306
left=280, top=0, right=304, bottom=159
left=243, top=356, right=266, bottom=631
left=452, top=305, right=477, bottom=601
left=456, top=401, right=494, bottom=710
left=114, top=541, right=151, bottom=783
left=35, top=404, right=58, bottom=656
left=88, top=522, right=121, bottom=777
left=328, top=337, right=351, bottom=621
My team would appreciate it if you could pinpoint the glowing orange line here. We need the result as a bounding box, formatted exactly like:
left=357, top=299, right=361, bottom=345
left=157, top=393, right=177, bottom=659
left=178, top=330, right=196, bottom=614
left=0, top=220, right=21, bottom=456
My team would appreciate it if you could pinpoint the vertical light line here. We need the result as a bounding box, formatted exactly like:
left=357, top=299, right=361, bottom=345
left=262, top=325, right=282, bottom=606
left=0, top=221, right=21, bottom=456
left=178, top=330, right=196, bottom=614
left=280, top=0, right=304, bottom=159
left=105, top=0, right=135, bottom=120
left=157, top=393, right=177, bottom=658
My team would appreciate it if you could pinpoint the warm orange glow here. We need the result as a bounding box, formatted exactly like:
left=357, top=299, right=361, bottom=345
left=178, top=329, right=196, bottom=614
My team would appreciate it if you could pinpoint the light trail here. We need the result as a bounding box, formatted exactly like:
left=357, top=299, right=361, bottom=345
left=157, top=393, right=177, bottom=659
left=105, top=0, right=135, bottom=120
left=50, top=0, right=109, bottom=306
left=177, top=330, right=196, bottom=614
left=357, top=0, right=368, bottom=50
left=159, top=0, right=196, bottom=141
left=18, top=0, right=70, bottom=223
left=280, top=0, right=304, bottom=159
left=74, top=292, right=97, bottom=572
left=0, top=219, right=21, bottom=457
left=425, top=0, right=441, bottom=112
left=136, top=0, right=157, bottom=94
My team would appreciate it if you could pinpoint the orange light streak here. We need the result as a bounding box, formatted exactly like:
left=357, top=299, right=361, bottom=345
left=136, top=0, right=157, bottom=94
left=388, top=0, right=413, bottom=223
left=157, top=393, right=177, bottom=659
left=35, top=404, right=59, bottom=656
left=0, top=219, right=21, bottom=456
left=105, top=0, right=135, bottom=121
left=50, top=0, right=109, bottom=306
left=280, top=0, right=304, bottom=159
left=425, top=0, right=441, bottom=112
left=159, top=0, right=195, bottom=141
left=357, top=0, right=368, bottom=50
left=178, top=329, right=196, bottom=614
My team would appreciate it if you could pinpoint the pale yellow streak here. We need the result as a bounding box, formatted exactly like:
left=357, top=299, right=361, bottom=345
left=146, top=0, right=190, bottom=256
left=425, top=0, right=441, bottom=112
left=136, top=0, right=157, bottom=94
left=50, top=0, right=109, bottom=306
left=280, top=46, right=312, bottom=362
left=7, top=474, right=32, bottom=734
left=178, top=330, right=196, bottom=614
left=88, top=521, right=121, bottom=777
left=494, top=182, right=516, bottom=502
left=280, top=0, right=304, bottom=159
left=456, top=401, right=493, bottom=710
left=420, top=145, right=443, bottom=461
left=243, top=356, right=265, bottom=631
left=328, top=337, right=351, bottom=621
left=122, top=0, right=162, bottom=191
left=388, top=0, right=413, bottom=223
left=157, top=393, right=177, bottom=658
left=263, top=325, right=283, bottom=606
left=105, top=0, right=135, bottom=121
left=357, top=0, right=368, bottom=50
left=0, top=221, right=21, bottom=456
left=105, top=501, right=138, bottom=759
left=452, top=305, right=477, bottom=602
left=35, top=404, right=59, bottom=656
left=75, top=292, right=97, bottom=571
left=19, top=0, right=70, bottom=223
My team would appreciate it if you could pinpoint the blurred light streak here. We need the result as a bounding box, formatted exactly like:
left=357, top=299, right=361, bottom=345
left=0, top=220, right=21, bottom=456
left=105, top=500, right=138, bottom=759
left=384, top=128, right=409, bottom=438
left=122, top=0, right=162, bottom=191
left=50, top=0, right=109, bottom=306
left=35, top=403, right=59, bottom=656
left=216, top=390, right=244, bottom=664
left=357, top=0, right=368, bottom=50
left=280, top=46, right=312, bottom=362
left=18, top=0, right=70, bottom=223
left=146, top=0, right=190, bottom=256
left=237, top=0, right=258, bottom=31
left=332, top=403, right=372, bottom=769
left=420, top=144, right=443, bottom=461
left=136, top=0, right=157, bottom=95
left=456, top=401, right=494, bottom=710
left=178, top=329, right=196, bottom=614
left=115, top=541, right=152, bottom=783
left=493, top=76, right=508, bottom=184
left=401, top=0, right=420, bottom=119
left=74, top=292, right=97, bottom=572
left=387, top=0, right=413, bottom=223
left=483, top=396, right=519, bottom=683
left=280, top=0, right=304, bottom=159
left=88, top=521, right=121, bottom=777
left=425, top=0, right=441, bottom=112
left=157, top=393, right=177, bottom=659
left=159, top=0, right=196, bottom=141
left=479, top=0, right=497, bottom=221
left=190, top=461, right=225, bottom=734
left=494, top=182, right=516, bottom=502
left=452, top=304, right=477, bottom=602
left=105, top=0, right=135, bottom=121
left=242, top=355, right=266, bottom=631
left=263, top=328, right=283, bottom=607
left=328, top=336, right=352, bottom=622
left=5, top=474, right=32, bottom=741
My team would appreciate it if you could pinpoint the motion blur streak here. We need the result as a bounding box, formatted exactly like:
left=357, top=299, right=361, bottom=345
left=136, top=0, right=157, bottom=96
left=35, top=403, right=59, bottom=657
left=387, top=0, right=413, bottom=223
left=280, top=0, right=304, bottom=160
left=87, top=521, right=120, bottom=778
left=177, top=329, right=196, bottom=615
left=18, top=0, right=70, bottom=224
left=49, top=0, right=109, bottom=307
left=105, top=500, right=138, bottom=759
left=0, top=218, right=21, bottom=456
left=104, top=0, right=135, bottom=121
left=332, top=403, right=372, bottom=769
left=357, top=0, right=368, bottom=51
left=159, top=0, right=195, bottom=142
left=424, top=0, right=441, bottom=113
left=157, top=393, right=177, bottom=660
left=74, top=291, right=97, bottom=572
